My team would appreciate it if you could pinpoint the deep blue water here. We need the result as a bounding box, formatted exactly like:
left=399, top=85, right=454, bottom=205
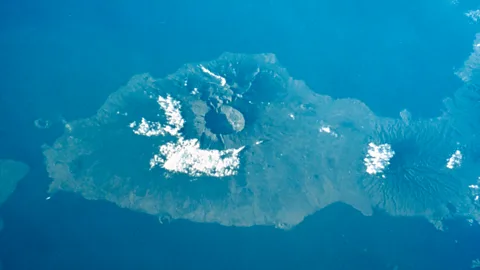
left=1, top=0, right=480, bottom=269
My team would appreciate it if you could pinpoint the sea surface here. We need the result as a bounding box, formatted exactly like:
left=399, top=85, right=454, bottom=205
left=1, top=0, right=480, bottom=269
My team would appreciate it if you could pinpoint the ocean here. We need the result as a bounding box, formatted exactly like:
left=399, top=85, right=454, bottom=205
left=1, top=0, right=480, bottom=269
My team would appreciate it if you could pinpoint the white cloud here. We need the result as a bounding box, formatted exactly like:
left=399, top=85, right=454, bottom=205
left=466, top=10, right=480, bottom=22
left=151, top=138, right=244, bottom=177
left=130, top=94, right=244, bottom=177
left=364, top=142, right=395, bottom=177
left=199, top=64, right=227, bottom=87
left=446, top=150, right=462, bottom=169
